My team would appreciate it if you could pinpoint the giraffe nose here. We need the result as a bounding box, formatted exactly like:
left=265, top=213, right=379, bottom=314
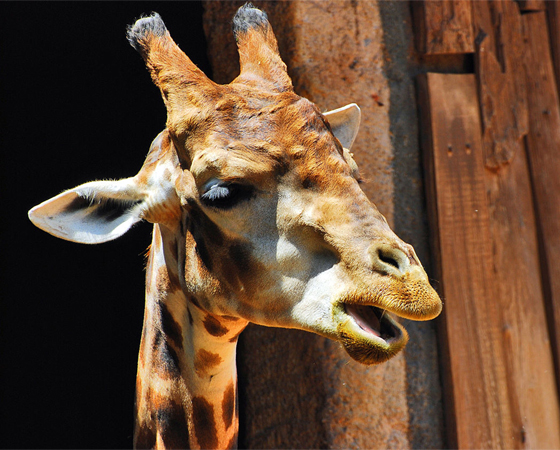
left=369, top=243, right=413, bottom=277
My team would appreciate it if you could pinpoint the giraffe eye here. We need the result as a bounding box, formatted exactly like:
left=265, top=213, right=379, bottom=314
left=200, top=181, right=254, bottom=209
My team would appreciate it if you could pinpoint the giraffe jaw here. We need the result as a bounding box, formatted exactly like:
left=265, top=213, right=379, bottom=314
left=333, top=302, right=409, bottom=365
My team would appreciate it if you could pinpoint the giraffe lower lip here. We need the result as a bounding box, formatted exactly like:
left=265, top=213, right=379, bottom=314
left=334, top=301, right=409, bottom=365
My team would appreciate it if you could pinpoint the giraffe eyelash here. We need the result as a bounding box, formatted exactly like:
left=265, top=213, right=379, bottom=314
left=200, top=181, right=255, bottom=209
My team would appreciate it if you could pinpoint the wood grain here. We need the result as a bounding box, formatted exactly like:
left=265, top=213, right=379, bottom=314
left=483, top=142, right=560, bottom=448
left=524, top=11, right=560, bottom=398
left=474, top=5, right=560, bottom=447
left=547, top=0, right=560, bottom=112
left=419, top=73, right=515, bottom=448
left=472, top=0, right=528, bottom=169
left=516, top=0, right=546, bottom=11
left=412, top=0, right=474, bottom=54
left=420, top=25, right=560, bottom=443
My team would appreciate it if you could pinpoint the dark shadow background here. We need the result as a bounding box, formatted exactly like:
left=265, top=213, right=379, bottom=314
left=0, top=3, right=210, bottom=448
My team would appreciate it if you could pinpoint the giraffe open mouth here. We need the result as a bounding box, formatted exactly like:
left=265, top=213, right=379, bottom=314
left=344, top=304, right=401, bottom=341
left=334, top=302, right=409, bottom=365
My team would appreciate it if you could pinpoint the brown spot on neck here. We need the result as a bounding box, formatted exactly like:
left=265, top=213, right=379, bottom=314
left=187, top=307, right=194, bottom=326
left=135, top=391, right=189, bottom=449
left=222, top=381, right=235, bottom=430
left=203, top=314, right=229, bottom=337
left=155, top=399, right=190, bottom=449
left=153, top=328, right=182, bottom=378
left=160, top=304, right=184, bottom=351
left=194, top=349, right=223, bottom=377
left=192, top=396, right=218, bottom=450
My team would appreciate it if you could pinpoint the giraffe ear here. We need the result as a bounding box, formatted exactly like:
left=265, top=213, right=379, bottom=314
left=28, top=179, right=148, bottom=244
left=29, top=131, right=183, bottom=244
left=323, top=103, right=361, bottom=150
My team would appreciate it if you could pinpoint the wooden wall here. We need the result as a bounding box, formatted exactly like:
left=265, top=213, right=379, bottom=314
left=415, top=1, right=560, bottom=447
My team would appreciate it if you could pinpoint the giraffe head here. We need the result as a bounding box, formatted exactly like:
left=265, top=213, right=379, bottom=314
left=28, top=4, right=441, bottom=365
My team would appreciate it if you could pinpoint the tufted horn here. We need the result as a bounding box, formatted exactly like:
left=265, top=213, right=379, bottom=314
left=232, top=3, right=293, bottom=92
left=127, top=13, right=219, bottom=120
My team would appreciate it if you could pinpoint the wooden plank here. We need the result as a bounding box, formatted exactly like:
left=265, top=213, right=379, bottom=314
left=516, top=0, right=546, bottom=11
left=416, top=72, right=456, bottom=447
left=470, top=4, right=560, bottom=447
left=524, top=10, right=560, bottom=400
left=419, top=73, right=515, bottom=449
left=472, top=0, right=528, bottom=169
left=483, top=143, right=560, bottom=449
left=547, top=0, right=560, bottom=95
left=412, top=0, right=474, bottom=54
left=463, top=3, right=560, bottom=448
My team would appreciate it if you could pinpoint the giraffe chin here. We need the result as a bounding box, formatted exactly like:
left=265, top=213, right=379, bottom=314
left=334, top=303, right=409, bottom=365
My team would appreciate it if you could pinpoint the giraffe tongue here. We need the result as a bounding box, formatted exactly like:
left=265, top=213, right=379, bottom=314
left=345, top=304, right=382, bottom=337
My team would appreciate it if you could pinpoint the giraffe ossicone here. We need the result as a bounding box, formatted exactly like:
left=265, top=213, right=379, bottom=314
left=29, top=4, right=442, bottom=449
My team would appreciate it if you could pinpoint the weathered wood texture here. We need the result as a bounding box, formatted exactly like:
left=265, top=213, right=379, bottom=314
left=524, top=11, right=560, bottom=389
left=478, top=7, right=560, bottom=445
left=516, top=0, right=546, bottom=11
left=548, top=1, right=560, bottom=93
left=472, top=0, right=528, bottom=170
left=473, top=7, right=560, bottom=446
left=419, top=73, right=516, bottom=448
left=412, top=0, right=474, bottom=54
left=418, top=1, right=560, bottom=448
left=204, top=1, right=443, bottom=448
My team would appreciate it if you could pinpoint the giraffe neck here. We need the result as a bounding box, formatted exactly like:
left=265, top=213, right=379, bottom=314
left=134, top=224, right=247, bottom=449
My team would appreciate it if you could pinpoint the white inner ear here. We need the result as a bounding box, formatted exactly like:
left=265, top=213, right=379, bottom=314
left=28, top=180, right=145, bottom=244
left=323, top=103, right=361, bottom=150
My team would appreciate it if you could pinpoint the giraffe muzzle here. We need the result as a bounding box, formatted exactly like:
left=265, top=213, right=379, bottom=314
left=328, top=242, right=442, bottom=365
left=333, top=301, right=408, bottom=365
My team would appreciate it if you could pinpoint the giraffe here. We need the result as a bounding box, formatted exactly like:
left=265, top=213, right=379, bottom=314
left=28, top=4, right=442, bottom=449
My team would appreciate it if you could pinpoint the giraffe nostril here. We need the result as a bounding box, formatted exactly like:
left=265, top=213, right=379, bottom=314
left=370, top=243, right=410, bottom=276
left=378, top=249, right=400, bottom=270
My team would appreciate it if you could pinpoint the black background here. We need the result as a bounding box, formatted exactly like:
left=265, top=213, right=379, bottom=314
left=0, top=3, right=211, bottom=448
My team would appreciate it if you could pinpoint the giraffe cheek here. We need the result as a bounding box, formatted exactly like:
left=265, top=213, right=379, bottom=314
left=220, top=241, right=273, bottom=304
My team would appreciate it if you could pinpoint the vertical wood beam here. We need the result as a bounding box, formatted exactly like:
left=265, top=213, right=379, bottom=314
left=524, top=11, right=560, bottom=398
left=547, top=0, right=560, bottom=120
left=419, top=73, right=515, bottom=449
left=474, top=3, right=560, bottom=447
left=516, top=0, right=546, bottom=11
left=419, top=5, right=560, bottom=444
left=412, top=0, right=474, bottom=54
left=472, top=0, right=528, bottom=169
